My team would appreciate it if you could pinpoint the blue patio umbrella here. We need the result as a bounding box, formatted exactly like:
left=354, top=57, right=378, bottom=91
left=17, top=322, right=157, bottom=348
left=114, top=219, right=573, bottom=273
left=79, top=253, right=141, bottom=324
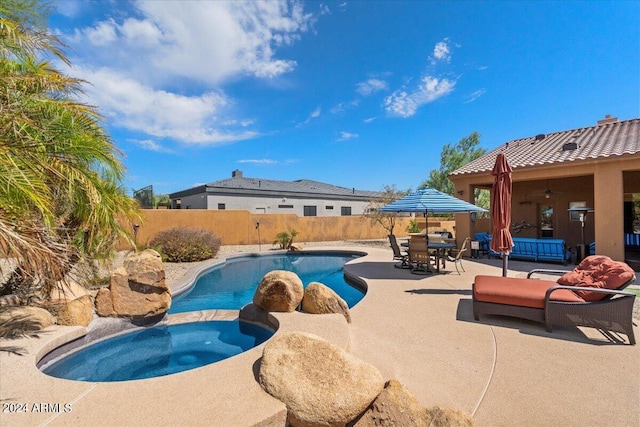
left=379, top=188, right=488, bottom=215
left=379, top=188, right=487, bottom=272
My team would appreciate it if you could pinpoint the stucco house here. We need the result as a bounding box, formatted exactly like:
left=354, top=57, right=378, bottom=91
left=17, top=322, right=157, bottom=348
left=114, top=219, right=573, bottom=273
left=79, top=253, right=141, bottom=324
left=449, top=115, right=640, bottom=265
left=169, top=170, right=382, bottom=216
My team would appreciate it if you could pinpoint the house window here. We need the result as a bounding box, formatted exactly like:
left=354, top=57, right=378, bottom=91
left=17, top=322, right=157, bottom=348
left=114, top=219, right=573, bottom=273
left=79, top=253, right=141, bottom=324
left=218, top=203, right=226, bottom=210
left=326, top=206, right=334, bottom=210
left=341, top=207, right=352, bottom=216
left=304, top=206, right=317, bottom=217
left=278, top=204, right=294, bottom=209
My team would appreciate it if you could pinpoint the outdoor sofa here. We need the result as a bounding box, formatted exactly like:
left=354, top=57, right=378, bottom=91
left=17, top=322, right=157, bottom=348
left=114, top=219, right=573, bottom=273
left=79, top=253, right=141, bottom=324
left=625, top=233, right=640, bottom=250
left=486, top=236, right=570, bottom=265
left=473, top=255, right=636, bottom=344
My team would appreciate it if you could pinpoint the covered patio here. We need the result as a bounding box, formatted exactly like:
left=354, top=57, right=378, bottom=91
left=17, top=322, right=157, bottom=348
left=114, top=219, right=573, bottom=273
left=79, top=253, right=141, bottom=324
left=449, top=116, right=640, bottom=268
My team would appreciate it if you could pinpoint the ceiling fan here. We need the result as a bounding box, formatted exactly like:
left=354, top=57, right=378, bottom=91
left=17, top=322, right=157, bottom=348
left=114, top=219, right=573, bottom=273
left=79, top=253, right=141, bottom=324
left=534, top=180, right=563, bottom=199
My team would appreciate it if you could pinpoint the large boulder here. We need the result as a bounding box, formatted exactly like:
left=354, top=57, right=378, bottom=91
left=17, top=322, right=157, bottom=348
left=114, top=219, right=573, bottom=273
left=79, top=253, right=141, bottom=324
left=94, top=287, right=115, bottom=317
left=301, top=281, right=351, bottom=323
left=253, top=270, right=304, bottom=312
left=424, top=406, right=475, bottom=427
left=259, top=331, right=384, bottom=426
left=353, top=379, right=430, bottom=426
left=0, top=306, right=55, bottom=337
left=48, top=280, right=91, bottom=305
left=95, top=249, right=171, bottom=319
left=56, top=295, right=94, bottom=327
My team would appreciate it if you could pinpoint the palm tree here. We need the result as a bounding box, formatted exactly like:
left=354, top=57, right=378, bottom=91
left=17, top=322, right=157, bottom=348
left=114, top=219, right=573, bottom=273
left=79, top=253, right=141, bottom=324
left=1, top=1, right=141, bottom=298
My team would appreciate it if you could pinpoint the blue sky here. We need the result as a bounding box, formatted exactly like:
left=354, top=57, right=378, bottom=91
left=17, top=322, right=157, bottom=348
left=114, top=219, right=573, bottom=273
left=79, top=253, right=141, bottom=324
left=50, top=0, right=639, bottom=196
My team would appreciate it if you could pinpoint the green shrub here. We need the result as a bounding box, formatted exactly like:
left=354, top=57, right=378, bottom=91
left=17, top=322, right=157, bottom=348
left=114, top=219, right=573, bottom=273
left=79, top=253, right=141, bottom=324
left=273, top=229, right=299, bottom=250
left=149, top=227, right=221, bottom=262
left=406, top=219, right=421, bottom=234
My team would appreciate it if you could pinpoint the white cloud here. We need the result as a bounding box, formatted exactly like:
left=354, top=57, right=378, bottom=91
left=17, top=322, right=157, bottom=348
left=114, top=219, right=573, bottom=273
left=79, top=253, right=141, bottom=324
left=429, top=38, right=460, bottom=66
left=298, top=107, right=322, bottom=125
left=82, top=20, right=117, bottom=46
left=55, top=0, right=84, bottom=18
left=464, top=89, right=486, bottom=104
left=75, top=67, right=257, bottom=145
left=55, top=2, right=317, bottom=148
left=432, top=38, right=451, bottom=63
left=363, top=117, right=377, bottom=123
left=338, top=131, right=359, bottom=141
left=129, top=139, right=173, bottom=153
left=356, top=78, right=388, bottom=96
left=319, top=3, right=331, bottom=15
left=310, top=107, right=321, bottom=118
left=119, top=18, right=163, bottom=47
left=384, top=75, right=456, bottom=118
left=329, top=100, right=359, bottom=114
left=66, top=1, right=313, bottom=84
left=238, top=159, right=278, bottom=164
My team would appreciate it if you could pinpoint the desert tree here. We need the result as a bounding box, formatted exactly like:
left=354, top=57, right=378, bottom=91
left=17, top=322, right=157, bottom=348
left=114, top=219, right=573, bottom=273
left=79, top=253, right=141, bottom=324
left=364, top=185, right=410, bottom=237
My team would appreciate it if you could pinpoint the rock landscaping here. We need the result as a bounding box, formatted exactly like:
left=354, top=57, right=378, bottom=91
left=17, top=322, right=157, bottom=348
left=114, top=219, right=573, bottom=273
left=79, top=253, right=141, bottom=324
left=95, top=249, right=171, bottom=319
left=253, top=269, right=304, bottom=312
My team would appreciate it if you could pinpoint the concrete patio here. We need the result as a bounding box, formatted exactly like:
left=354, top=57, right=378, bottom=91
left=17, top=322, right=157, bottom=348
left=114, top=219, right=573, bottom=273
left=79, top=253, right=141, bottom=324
left=1, top=246, right=638, bottom=426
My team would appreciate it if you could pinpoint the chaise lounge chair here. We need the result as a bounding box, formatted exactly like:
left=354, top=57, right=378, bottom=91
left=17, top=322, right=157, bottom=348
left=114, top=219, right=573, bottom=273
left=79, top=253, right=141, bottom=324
left=472, top=255, right=637, bottom=344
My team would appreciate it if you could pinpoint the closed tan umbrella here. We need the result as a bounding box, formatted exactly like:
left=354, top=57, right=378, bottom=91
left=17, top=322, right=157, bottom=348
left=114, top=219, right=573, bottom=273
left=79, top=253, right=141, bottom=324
left=490, top=153, right=514, bottom=277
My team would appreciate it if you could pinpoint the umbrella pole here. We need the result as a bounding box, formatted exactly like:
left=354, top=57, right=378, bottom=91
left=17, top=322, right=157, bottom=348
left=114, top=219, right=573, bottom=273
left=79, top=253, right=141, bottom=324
left=502, top=254, right=508, bottom=277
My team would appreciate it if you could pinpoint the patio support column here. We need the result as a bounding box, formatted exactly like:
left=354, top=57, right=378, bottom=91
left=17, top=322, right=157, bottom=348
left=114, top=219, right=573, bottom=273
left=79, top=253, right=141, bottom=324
left=454, top=183, right=475, bottom=244
left=593, top=164, right=624, bottom=260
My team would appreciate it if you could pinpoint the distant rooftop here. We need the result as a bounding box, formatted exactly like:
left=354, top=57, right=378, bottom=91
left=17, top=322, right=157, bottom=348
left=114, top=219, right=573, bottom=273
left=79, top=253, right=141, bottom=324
left=450, top=116, right=640, bottom=177
left=170, top=169, right=382, bottom=199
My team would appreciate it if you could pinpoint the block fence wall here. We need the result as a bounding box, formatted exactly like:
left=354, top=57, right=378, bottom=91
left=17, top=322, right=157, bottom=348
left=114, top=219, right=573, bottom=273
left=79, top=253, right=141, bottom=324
left=118, top=210, right=456, bottom=250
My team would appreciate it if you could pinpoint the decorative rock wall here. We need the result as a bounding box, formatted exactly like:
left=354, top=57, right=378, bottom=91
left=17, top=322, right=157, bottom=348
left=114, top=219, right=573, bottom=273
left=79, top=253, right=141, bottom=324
left=95, top=249, right=170, bottom=319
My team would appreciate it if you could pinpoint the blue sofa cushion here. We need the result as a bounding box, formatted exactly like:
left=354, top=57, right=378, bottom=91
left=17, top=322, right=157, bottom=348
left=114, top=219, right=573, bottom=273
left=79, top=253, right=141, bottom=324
left=625, top=233, right=640, bottom=249
left=487, top=236, right=568, bottom=264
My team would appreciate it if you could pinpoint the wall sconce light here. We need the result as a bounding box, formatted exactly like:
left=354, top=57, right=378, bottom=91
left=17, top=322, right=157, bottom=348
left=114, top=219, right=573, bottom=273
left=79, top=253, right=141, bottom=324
left=457, top=190, right=464, bottom=196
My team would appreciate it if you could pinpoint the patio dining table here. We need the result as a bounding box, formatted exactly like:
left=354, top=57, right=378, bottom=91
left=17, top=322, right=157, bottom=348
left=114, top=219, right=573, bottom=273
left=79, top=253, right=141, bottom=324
left=402, top=240, right=456, bottom=273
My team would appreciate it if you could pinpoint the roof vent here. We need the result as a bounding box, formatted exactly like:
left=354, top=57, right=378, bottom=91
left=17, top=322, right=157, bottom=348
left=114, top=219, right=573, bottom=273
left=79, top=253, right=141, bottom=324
left=597, top=114, right=618, bottom=125
left=562, top=142, right=578, bottom=151
left=232, top=169, right=243, bottom=178
left=535, top=134, right=546, bottom=141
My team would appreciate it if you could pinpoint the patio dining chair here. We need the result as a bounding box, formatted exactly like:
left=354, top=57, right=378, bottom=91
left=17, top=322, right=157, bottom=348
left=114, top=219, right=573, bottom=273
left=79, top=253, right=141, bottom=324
left=447, top=237, right=470, bottom=274
left=388, top=234, right=410, bottom=269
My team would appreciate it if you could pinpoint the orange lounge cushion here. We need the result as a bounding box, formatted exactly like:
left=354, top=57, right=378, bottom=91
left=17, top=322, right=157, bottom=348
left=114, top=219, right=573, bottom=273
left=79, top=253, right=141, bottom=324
left=557, top=255, right=635, bottom=301
left=474, top=275, right=584, bottom=309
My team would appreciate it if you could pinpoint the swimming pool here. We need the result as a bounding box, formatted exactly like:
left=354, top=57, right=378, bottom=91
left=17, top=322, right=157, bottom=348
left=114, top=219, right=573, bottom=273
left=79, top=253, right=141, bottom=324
left=39, top=252, right=364, bottom=382
left=40, top=320, right=273, bottom=382
left=169, top=252, right=365, bottom=313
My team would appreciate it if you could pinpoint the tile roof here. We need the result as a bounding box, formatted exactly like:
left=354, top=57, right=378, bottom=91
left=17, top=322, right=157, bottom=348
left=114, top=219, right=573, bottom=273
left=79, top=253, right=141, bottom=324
left=450, top=118, right=640, bottom=176
left=204, top=176, right=382, bottom=199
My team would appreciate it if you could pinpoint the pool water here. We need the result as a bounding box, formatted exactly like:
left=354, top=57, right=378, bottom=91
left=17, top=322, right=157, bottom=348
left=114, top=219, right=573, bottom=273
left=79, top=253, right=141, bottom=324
left=169, top=253, right=365, bottom=313
left=40, top=321, right=273, bottom=382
